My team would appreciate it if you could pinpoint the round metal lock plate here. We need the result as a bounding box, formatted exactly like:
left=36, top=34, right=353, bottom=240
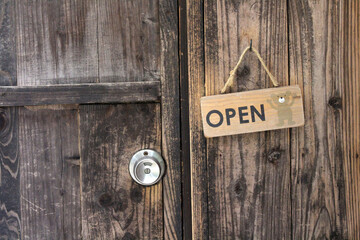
left=129, top=149, right=165, bottom=186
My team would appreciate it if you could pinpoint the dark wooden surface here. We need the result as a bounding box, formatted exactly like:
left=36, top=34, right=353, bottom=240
left=0, top=0, right=20, bottom=239
left=80, top=104, right=162, bottom=239
left=0, top=82, right=161, bottom=106
left=10, top=0, right=176, bottom=239
left=186, top=0, right=208, bottom=239
left=159, top=0, right=182, bottom=239
left=179, top=0, right=192, bottom=238
left=16, top=0, right=95, bottom=238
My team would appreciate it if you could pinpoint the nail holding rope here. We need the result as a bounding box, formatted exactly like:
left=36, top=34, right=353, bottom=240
left=220, top=41, right=279, bottom=94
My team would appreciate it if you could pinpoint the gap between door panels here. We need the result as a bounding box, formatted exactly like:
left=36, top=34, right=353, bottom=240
left=179, top=0, right=192, bottom=239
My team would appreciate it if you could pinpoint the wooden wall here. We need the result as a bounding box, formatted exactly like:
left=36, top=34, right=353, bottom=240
left=0, top=0, right=358, bottom=239
left=187, top=0, right=359, bottom=239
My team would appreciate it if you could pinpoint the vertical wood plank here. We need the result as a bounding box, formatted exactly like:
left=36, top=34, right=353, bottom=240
left=289, top=0, right=348, bottom=239
left=342, top=0, right=360, bottom=239
left=0, top=1, right=19, bottom=238
left=16, top=0, right=98, bottom=238
left=80, top=104, right=162, bottom=239
left=179, top=0, right=192, bottom=238
left=97, top=0, right=160, bottom=82
left=187, top=0, right=208, bottom=239
left=204, top=0, right=290, bottom=239
left=86, top=1, right=165, bottom=238
left=19, top=106, right=81, bottom=239
left=159, top=0, right=182, bottom=239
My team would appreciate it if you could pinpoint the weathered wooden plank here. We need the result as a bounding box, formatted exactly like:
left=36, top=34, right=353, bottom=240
left=19, top=106, right=81, bottom=239
left=342, top=1, right=360, bottom=239
left=289, top=0, right=348, bottom=239
left=204, top=0, right=290, bottom=239
left=89, top=2, right=165, bottom=239
left=159, top=0, right=182, bottom=239
left=97, top=0, right=160, bottom=82
left=80, top=104, right=162, bottom=239
left=0, top=0, right=20, bottom=238
left=16, top=0, right=98, bottom=85
left=16, top=0, right=98, bottom=238
left=0, top=81, right=161, bottom=107
left=187, top=0, right=208, bottom=239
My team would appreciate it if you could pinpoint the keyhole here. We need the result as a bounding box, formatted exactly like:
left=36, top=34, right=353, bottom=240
left=279, top=97, right=285, bottom=103
left=144, top=168, right=151, bottom=174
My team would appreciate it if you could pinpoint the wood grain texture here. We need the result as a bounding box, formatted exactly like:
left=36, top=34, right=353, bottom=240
left=85, top=2, right=166, bottom=239
left=15, top=0, right=97, bottom=238
left=16, top=0, right=98, bottom=85
left=289, top=0, right=348, bottom=239
left=203, top=0, right=290, bottom=239
left=80, top=104, right=162, bottom=239
left=201, top=86, right=304, bottom=137
left=19, top=106, right=81, bottom=240
left=97, top=0, right=160, bottom=82
left=342, top=1, right=360, bottom=239
left=0, top=81, right=161, bottom=107
left=0, top=0, right=20, bottom=238
left=159, top=0, right=182, bottom=239
left=187, top=0, right=208, bottom=239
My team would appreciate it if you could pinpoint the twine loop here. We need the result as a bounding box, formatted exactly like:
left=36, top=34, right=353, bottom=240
left=220, top=46, right=279, bottom=94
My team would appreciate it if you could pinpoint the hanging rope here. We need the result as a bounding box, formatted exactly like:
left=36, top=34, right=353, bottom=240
left=220, top=46, right=279, bottom=94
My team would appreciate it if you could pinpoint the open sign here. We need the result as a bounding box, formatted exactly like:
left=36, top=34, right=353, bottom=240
left=201, top=86, right=305, bottom=138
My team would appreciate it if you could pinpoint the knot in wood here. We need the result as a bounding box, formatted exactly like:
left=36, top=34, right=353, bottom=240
left=328, top=96, right=342, bottom=109
left=130, top=187, right=143, bottom=204
left=0, top=112, right=7, bottom=133
left=267, top=150, right=281, bottom=164
left=238, top=66, right=250, bottom=78
left=98, top=193, right=113, bottom=207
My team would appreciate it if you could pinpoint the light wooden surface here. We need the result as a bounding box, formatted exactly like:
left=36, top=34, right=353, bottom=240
left=201, top=86, right=304, bottom=137
left=200, top=0, right=292, bottom=239
left=342, top=1, right=360, bottom=239
left=289, top=1, right=348, bottom=238
left=187, top=0, right=356, bottom=239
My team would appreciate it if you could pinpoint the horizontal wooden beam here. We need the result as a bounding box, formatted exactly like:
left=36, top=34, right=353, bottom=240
left=0, top=81, right=161, bottom=106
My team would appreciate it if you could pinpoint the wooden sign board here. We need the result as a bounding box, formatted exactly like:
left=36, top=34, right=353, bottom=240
left=201, top=86, right=304, bottom=138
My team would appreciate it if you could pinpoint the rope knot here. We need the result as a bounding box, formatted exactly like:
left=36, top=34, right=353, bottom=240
left=220, top=46, right=279, bottom=94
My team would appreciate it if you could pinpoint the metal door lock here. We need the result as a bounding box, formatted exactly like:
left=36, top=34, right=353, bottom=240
left=129, top=149, right=165, bottom=186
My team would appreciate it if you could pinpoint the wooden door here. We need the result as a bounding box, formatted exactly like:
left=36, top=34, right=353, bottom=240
left=1, top=0, right=359, bottom=240
left=186, top=0, right=359, bottom=239
left=0, top=0, right=181, bottom=239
